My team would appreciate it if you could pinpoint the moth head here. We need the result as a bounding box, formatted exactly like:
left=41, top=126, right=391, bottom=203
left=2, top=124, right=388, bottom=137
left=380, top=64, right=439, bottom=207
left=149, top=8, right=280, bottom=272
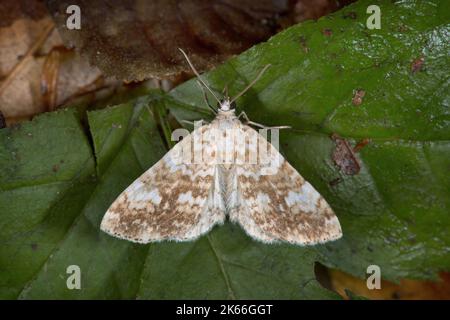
left=218, top=98, right=236, bottom=112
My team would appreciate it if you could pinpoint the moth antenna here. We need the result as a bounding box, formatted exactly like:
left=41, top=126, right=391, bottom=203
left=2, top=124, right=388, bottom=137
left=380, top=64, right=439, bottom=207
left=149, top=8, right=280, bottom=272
left=196, top=80, right=217, bottom=114
left=230, top=64, right=271, bottom=103
left=222, top=84, right=229, bottom=99
left=179, top=48, right=221, bottom=104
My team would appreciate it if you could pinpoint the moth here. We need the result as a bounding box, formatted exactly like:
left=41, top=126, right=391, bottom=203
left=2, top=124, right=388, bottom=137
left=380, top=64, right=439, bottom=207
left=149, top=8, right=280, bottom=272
left=100, top=49, right=342, bottom=245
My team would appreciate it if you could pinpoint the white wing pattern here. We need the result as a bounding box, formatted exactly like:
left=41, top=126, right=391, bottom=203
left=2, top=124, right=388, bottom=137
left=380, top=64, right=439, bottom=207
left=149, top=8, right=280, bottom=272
left=100, top=125, right=225, bottom=243
left=228, top=124, right=342, bottom=245
left=101, top=120, right=342, bottom=245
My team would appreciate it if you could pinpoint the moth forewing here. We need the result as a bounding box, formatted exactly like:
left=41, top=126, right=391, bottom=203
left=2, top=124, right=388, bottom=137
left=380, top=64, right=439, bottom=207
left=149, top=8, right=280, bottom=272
left=100, top=127, right=225, bottom=243
left=230, top=125, right=342, bottom=245
left=257, top=127, right=281, bottom=176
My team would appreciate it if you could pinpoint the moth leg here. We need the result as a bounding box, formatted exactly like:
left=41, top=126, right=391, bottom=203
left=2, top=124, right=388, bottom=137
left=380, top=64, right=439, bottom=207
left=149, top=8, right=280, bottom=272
left=238, top=111, right=264, bottom=128
left=181, top=120, right=195, bottom=126
left=196, top=80, right=217, bottom=114
left=238, top=111, right=291, bottom=130
left=264, top=125, right=291, bottom=130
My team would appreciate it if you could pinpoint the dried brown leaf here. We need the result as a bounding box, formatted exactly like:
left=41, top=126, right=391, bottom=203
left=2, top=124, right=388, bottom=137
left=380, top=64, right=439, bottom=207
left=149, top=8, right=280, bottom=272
left=293, top=0, right=354, bottom=22
left=330, top=268, right=450, bottom=300
left=0, top=0, right=48, bottom=28
left=0, top=13, right=120, bottom=124
left=46, top=0, right=299, bottom=80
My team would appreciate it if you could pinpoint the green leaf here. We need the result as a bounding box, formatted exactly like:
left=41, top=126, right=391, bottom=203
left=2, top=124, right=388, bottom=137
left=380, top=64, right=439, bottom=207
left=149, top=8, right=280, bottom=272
left=0, top=109, right=95, bottom=298
left=1, top=0, right=449, bottom=299
left=14, top=97, right=166, bottom=299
